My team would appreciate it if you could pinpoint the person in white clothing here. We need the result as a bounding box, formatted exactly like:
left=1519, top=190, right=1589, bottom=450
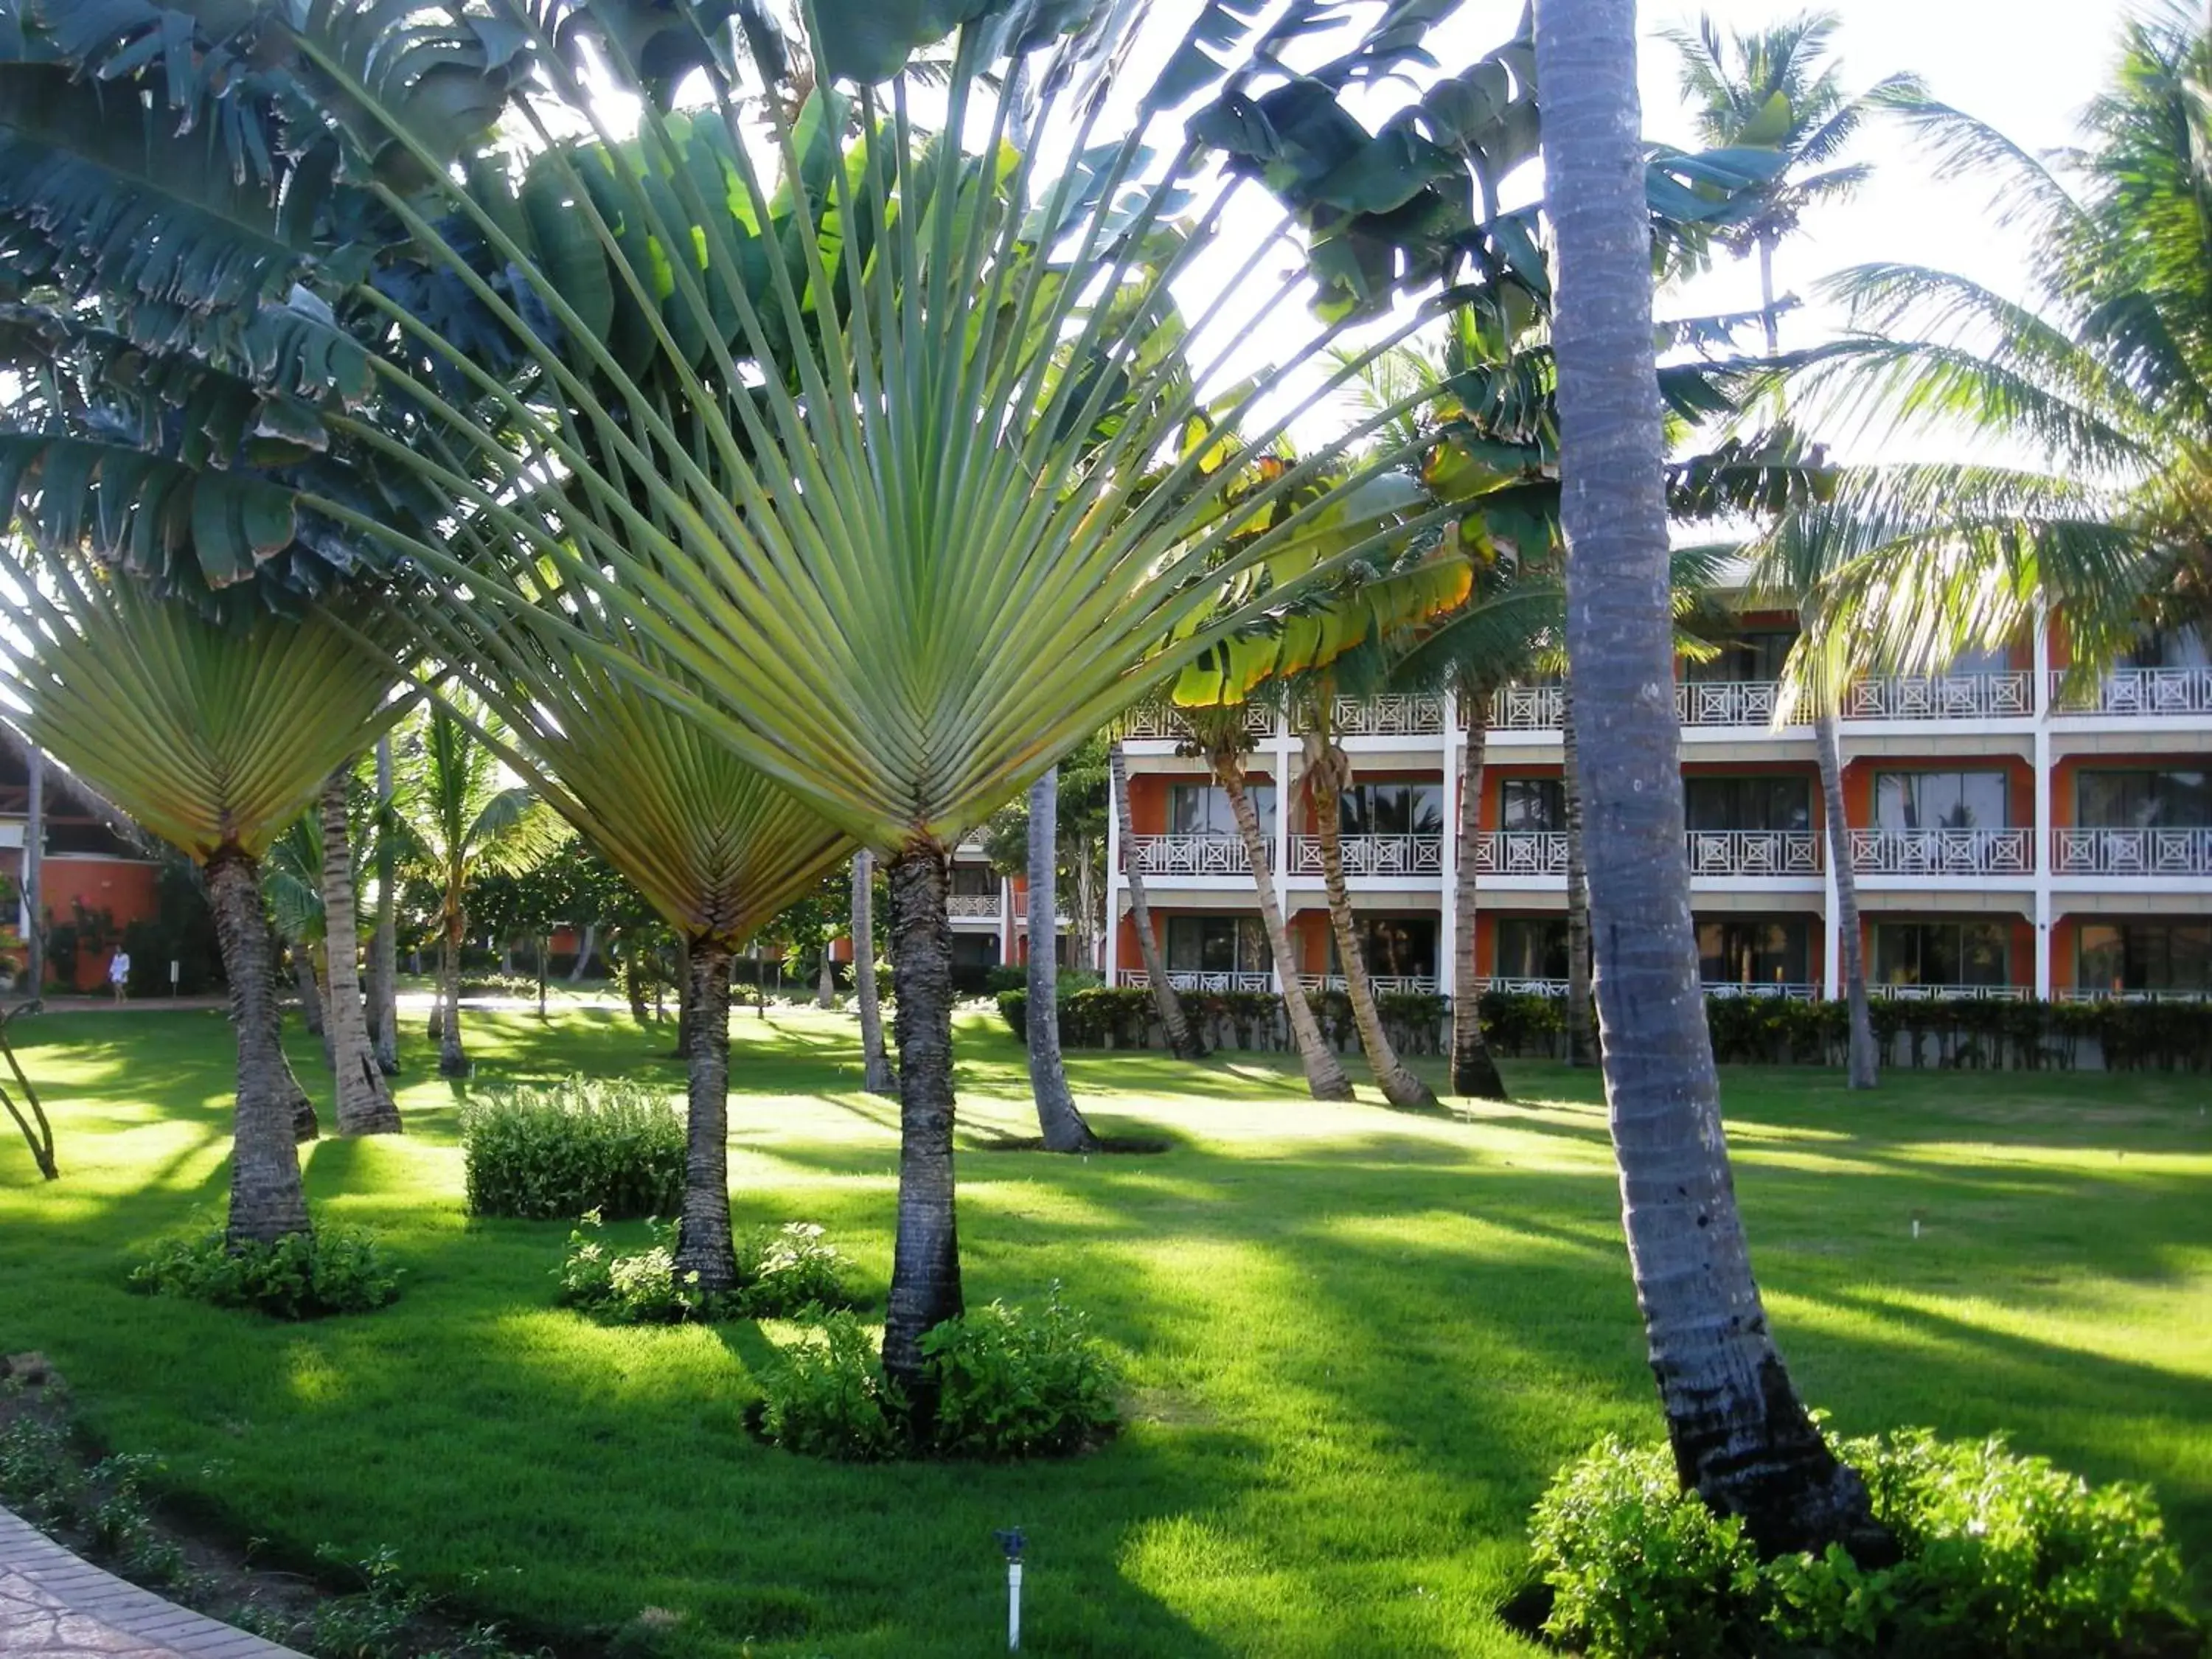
left=108, top=949, right=131, bottom=1002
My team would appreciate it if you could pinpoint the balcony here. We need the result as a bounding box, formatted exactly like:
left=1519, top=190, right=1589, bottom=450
left=1868, top=982, right=2031, bottom=1001
left=1298, top=973, right=1441, bottom=997
left=1484, top=684, right=1565, bottom=731
left=1704, top=981, right=1820, bottom=1001
left=2054, top=986, right=2212, bottom=1003
left=1288, top=835, right=1444, bottom=878
left=1686, top=829, right=1821, bottom=877
left=1844, top=671, right=2032, bottom=720
left=1117, top=968, right=1274, bottom=992
left=947, top=894, right=1002, bottom=918
left=1474, top=975, right=1568, bottom=996
left=1475, top=830, right=1568, bottom=876
left=2052, top=667, right=2212, bottom=717
left=2051, top=827, right=2212, bottom=877
left=1676, top=680, right=1784, bottom=728
left=1123, top=834, right=1265, bottom=875
left=1121, top=703, right=1276, bottom=742
left=1849, top=828, right=2034, bottom=877
left=1321, top=694, right=1446, bottom=737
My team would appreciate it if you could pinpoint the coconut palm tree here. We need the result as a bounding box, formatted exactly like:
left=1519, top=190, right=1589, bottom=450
left=0, top=553, right=405, bottom=1243
left=850, top=850, right=897, bottom=1096
left=1107, top=737, right=1203, bottom=1060
left=394, top=698, right=560, bottom=1079
left=1534, top=0, right=1885, bottom=1557
left=368, top=737, right=401, bottom=1074
left=1024, top=766, right=1100, bottom=1152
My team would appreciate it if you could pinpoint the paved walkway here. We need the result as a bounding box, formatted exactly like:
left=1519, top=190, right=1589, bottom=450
left=0, top=1508, right=302, bottom=1659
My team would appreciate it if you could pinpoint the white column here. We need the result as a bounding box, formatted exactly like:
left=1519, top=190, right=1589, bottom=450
left=1822, top=723, right=1843, bottom=999
left=1104, top=771, right=1121, bottom=986
left=1001, top=875, right=1016, bottom=966
left=1439, top=688, right=1460, bottom=998
left=2032, top=599, right=2053, bottom=998
left=1272, top=710, right=1295, bottom=992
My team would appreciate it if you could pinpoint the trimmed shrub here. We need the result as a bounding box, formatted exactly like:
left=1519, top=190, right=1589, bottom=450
left=756, top=1312, right=907, bottom=1461
left=1529, top=1429, right=2197, bottom=1659
left=920, top=1291, right=1121, bottom=1458
left=127, top=1225, right=401, bottom=1319
left=459, top=1077, right=685, bottom=1220
left=556, top=1213, right=852, bottom=1323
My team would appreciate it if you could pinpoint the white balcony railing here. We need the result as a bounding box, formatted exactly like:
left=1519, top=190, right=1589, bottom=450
left=1868, top=982, right=2031, bottom=1001
left=1677, top=680, right=1785, bottom=727
left=1844, top=672, right=2033, bottom=720
left=2052, top=667, right=2212, bottom=717
left=1686, top=829, right=1822, bottom=877
left=1122, top=834, right=1266, bottom=875
left=1118, top=969, right=1275, bottom=993
left=1287, top=835, right=1444, bottom=878
left=2051, top=827, right=2212, bottom=877
left=1703, top=981, right=1820, bottom=1001
left=946, top=894, right=1001, bottom=917
left=2054, top=986, right=2212, bottom=1003
left=1475, top=830, right=1570, bottom=876
left=1850, top=827, right=2034, bottom=877
left=1474, top=976, right=1568, bottom=996
left=1119, top=703, right=1276, bottom=741
left=1324, top=694, right=1447, bottom=737
left=1486, top=683, right=1564, bottom=731
left=1298, top=973, right=1441, bottom=997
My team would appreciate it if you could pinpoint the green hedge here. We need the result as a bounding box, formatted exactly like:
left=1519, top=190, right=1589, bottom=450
left=998, top=986, right=2212, bottom=1071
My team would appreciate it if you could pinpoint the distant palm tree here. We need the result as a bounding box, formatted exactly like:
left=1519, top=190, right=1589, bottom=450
left=396, top=699, right=562, bottom=1079
left=1107, top=737, right=1203, bottom=1060
left=1025, top=767, right=1100, bottom=1152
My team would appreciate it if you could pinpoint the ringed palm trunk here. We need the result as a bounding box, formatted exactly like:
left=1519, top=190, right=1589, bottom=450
left=1026, top=768, right=1102, bottom=1152
left=369, top=737, right=399, bottom=1075
left=1814, top=709, right=1879, bottom=1088
left=1537, top=0, right=1888, bottom=1560
left=1453, top=689, right=1509, bottom=1099
left=291, top=944, right=326, bottom=1040
left=320, top=771, right=401, bottom=1134
left=1210, top=745, right=1352, bottom=1100
left=674, top=938, right=737, bottom=1291
left=1561, top=675, right=1597, bottom=1066
left=1110, top=740, right=1203, bottom=1058
left=1301, top=727, right=1438, bottom=1110
left=206, top=852, right=312, bottom=1246
left=437, top=908, right=467, bottom=1077
left=816, top=948, right=835, bottom=1009
left=883, top=844, right=963, bottom=1402
left=852, top=850, right=898, bottom=1096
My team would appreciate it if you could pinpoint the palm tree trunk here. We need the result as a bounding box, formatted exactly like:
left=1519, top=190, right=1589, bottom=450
left=1453, top=688, right=1509, bottom=1099
left=320, top=771, right=401, bottom=1135
left=675, top=937, right=737, bottom=1291
left=1110, top=740, right=1203, bottom=1057
left=852, top=850, right=898, bottom=1096
left=1562, top=674, right=1597, bottom=1066
left=883, top=843, right=964, bottom=1402
left=1537, top=0, right=1888, bottom=1561
left=437, top=912, right=467, bottom=1077
left=816, top=947, right=835, bottom=1009
left=568, top=922, right=597, bottom=983
left=1211, top=745, right=1353, bottom=1100
left=1027, top=768, right=1102, bottom=1152
left=206, top=852, right=312, bottom=1247
left=1074, top=838, right=1097, bottom=970
left=369, top=737, right=398, bottom=1075
left=291, top=945, right=326, bottom=1039
left=21, top=745, right=42, bottom=1003
left=1302, top=726, right=1437, bottom=1109
left=1814, top=709, right=1878, bottom=1088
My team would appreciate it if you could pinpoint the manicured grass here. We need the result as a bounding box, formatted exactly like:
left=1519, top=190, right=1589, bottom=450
left=1, top=1004, right=2208, bottom=1657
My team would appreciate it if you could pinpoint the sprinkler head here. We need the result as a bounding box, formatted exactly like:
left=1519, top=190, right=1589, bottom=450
left=995, top=1527, right=1027, bottom=1564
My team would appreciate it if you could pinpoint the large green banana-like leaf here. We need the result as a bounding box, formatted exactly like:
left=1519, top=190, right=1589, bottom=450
left=0, top=546, right=409, bottom=860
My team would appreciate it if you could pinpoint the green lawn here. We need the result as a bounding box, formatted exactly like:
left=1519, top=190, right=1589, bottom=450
left=2, top=1004, right=2208, bottom=1658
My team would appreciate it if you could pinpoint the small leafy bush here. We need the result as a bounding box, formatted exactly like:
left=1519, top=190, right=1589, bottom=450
left=1529, top=1428, right=2198, bottom=1659
left=557, top=1213, right=852, bottom=1323
left=127, top=1225, right=401, bottom=1319
left=920, top=1290, right=1121, bottom=1457
left=756, top=1311, right=907, bottom=1461
left=460, top=1077, right=685, bottom=1220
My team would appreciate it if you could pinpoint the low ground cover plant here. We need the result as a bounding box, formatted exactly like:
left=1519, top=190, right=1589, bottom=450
left=1529, top=1429, right=2199, bottom=1658
left=127, top=1225, right=401, bottom=1319
left=459, top=1077, right=685, bottom=1220
left=755, top=1291, right=1120, bottom=1461
left=555, top=1212, right=852, bottom=1323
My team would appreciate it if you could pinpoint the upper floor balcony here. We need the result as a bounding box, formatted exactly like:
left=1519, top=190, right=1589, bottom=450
left=1288, top=834, right=1444, bottom=878
left=1849, top=827, right=2035, bottom=877
left=1124, top=834, right=1265, bottom=876
left=2051, top=667, right=2212, bottom=718
left=1471, top=829, right=1820, bottom=879
left=947, top=893, right=1004, bottom=919
left=1844, top=671, right=2034, bottom=720
left=2051, top=827, right=2212, bottom=877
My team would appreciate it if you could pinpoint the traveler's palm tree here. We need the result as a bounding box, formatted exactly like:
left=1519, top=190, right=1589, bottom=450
left=396, top=698, right=563, bottom=1078
left=0, top=550, right=406, bottom=1243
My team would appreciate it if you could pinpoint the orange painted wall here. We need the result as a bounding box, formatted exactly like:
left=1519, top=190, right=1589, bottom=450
left=1841, top=755, right=2034, bottom=829
left=38, top=856, right=161, bottom=990
left=1475, top=763, right=1561, bottom=832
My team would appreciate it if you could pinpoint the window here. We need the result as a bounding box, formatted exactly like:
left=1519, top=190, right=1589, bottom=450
left=1500, top=778, right=1564, bottom=832
left=2124, top=626, right=2208, bottom=669
left=1327, top=916, right=1438, bottom=979
left=1872, top=921, right=2010, bottom=987
left=1494, top=917, right=1568, bottom=981
left=1168, top=783, right=1274, bottom=838
left=1338, top=781, right=1443, bottom=838
left=1683, top=775, right=1811, bottom=832
left=2076, top=922, right=2212, bottom=993
left=1947, top=641, right=2012, bottom=676
left=1685, top=629, right=1797, bottom=683
left=1165, top=915, right=1271, bottom=975
left=1696, top=917, right=1810, bottom=987
left=950, top=933, right=1000, bottom=968
left=2076, top=770, right=2212, bottom=829
left=1874, top=771, right=2009, bottom=830
left=949, top=864, right=999, bottom=898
